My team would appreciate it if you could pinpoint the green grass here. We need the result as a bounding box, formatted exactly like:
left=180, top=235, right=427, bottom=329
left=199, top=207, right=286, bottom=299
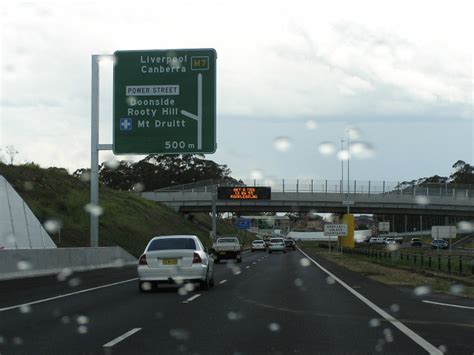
left=0, top=163, right=256, bottom=256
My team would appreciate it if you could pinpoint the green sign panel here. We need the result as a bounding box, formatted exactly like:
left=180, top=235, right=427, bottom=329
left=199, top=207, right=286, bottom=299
left=113, top=49, right=217, bottom=154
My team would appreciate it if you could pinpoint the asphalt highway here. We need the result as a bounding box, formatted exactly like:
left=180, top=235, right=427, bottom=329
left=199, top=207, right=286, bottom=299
left=1, top=248, right=473, bottom=354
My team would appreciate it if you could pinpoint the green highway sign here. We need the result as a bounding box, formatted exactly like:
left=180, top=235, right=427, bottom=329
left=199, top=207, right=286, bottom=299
left=113, top=49, right=217, bottom=154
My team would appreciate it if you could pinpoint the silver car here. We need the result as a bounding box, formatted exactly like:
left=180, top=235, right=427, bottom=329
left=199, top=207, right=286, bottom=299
left=137, top=235, right=214, bottom=292
left=268, top=238, right=286, bottom=253
left=251, top=239, right=267, bottom=252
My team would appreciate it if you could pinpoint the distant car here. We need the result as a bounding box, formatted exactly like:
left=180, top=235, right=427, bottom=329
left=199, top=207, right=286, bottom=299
left=284, top=239, right=296, bottom=250
left=411, top=238, right=422, bottom=247
left=384, top=237, right=397, bottom=245
left=431, top=239, right=449, bottom=250
left=369, top=237, right=378, bottom=245
left=137, top=235, right=214, bottom=292
left=268, top=238, right=286, bottom=253
left=251, top=239, right=266, bottom=252
left=212, top=237, right=242, bottom=263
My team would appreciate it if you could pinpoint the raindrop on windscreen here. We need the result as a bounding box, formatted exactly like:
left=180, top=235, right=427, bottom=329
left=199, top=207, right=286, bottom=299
left=438, top=345, right=448, bottom=353
left=79, top=172, right=91, bottom=182
left=369, top=318, right=381, bottom=327
left=414, top=196, right=430, bottom=205
left=337, top=149, right=349, bottom=161
left=386, top=243, right=399, bottom=252
left=68, top=277, right=81, bottom=287
left=112, top=258, right=125, bottom=268
left=84, top=203, right=104, bottom=216
left=449, top=284, right=464, bottom=295
left=268, top=322, right=281, bottom=332
left=326, top=276, right=335, bottom=285
left=232, top=266, right=241, bottom=275
left=17, top=260, right=32, bottom=271
left=104, top=159, right=119, bottom=170
left=184, top=283, right=195, bottom=292
left=389, top=304, right=400, bottom=313
left=19, top=305, right=32, bottom=314
left=347, top=126, right=361, bottom=140
left=299, top=258, right=311, bottom=267
left=413, top=285, right=431, bottom=296
left=132, top=182, right=145, bottom=192
left=250, top=169, right=264, bottom=180
left=43, top=219, right=62, bottom=234
left=0, top=335, right=5, bottom=344
left=12, top=337, right=23, bottom=345
left=305, top=120, right=317, bottom=130
left=457, top=221, right=474, bottom=233
left=57, top=268, right=73, bottom=281
left=294, top=278, right=303, bottom=287
left=349, top=141, right=375, bottom=159
left=318, top=142, right=336, bottom=156
left=23, top=181, right=34, bottom=191
left=227, top=311, right=243, bottom=321
left=178, top=287, right=188, bottom=296
left=141, top=282, right=152, bottom=291
left=383, top=328, right=394, bottom=343
left=169, top=329, right=190, bottom=341
left=76, top=315, right=89, bottom=325
left=61, top=316, right=70, bottom=324
left=273, top=136, right=292, bottom=152
left=77, top=325, right=88, bottom=334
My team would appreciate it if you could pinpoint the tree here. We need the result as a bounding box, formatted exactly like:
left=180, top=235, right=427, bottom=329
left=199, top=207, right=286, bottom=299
left=452, top=160, right=466, bottom=172
left=5, top=145, right=19, bottom=165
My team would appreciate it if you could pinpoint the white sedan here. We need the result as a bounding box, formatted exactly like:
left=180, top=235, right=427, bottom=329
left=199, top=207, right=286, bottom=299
left=251, top=239, right=267, bottom=252
left=137, top=235, right=214, bottom=292
left=268, top=238, right=286, bottom=253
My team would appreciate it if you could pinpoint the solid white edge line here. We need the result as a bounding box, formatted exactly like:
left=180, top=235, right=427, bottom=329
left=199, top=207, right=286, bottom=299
left=219, top=279, right=227, bottom=284
left=185, top=293, right=201, bottom=302
left=0, top=278, right=138, bottom=312
left=297, top=247, right=442, bottom=355
left=422, top=300, right=474, bottom=310
left=103, top=328, right=142, bottom=348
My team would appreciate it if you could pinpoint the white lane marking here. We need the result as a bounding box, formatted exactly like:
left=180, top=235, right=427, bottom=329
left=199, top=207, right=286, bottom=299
left=297, top=247, right=442, bottom=355
left=422, top=300, right=474, bottom=310
left=246, top=266, right=250, bottom=269
left=103, top=328, right=142, bottom=348
left=0, top=278, right=138, bottom=312
left=219, top=279, right=227, bottom=284
left=185, top=294, right=201, bottom=303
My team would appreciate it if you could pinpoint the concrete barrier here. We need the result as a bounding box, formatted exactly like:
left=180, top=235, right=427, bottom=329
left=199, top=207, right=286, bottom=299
left=0, top=247, right=137, bottom=281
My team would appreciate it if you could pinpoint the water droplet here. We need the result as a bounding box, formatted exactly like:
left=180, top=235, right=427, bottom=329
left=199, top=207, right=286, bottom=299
left=0, top=335, right=5, bottom=344
left=84, top=203, right=103, bottom=216
left=337, top=149, right=349, bottom=161
left=326, top=276, right=335, bottom=285
left=449, top=284, right=464, bottom=295
left=438, top=345, right=447, bottom=353
left=273, top=137, right=291, bottom=152
left=61, top=316, right=70, bottom=324
left=383, top=328, right=394, bottom=342
left=457, top=221, right=474, bottom=233
left=232, top=266, right=241, bottom=275
left=299, top=258, right=311, bottom=267
left=349, top=141, right=375, bottom=159
left=305, top=120, right=317, bottom=130
left=12, top=337, right=23, bottom=345
left=141, top=282, right=152, bottom=291
left=174, top=276, right=184, bottom=285
left=155, top=312, right=163, bottom=319
left=227, top=311, right=243, bottom=321
left=386, top=243, right=400, bottom=252
left=250, top=169, right=264, bottom=180
left=268, top=322, right=281, bottom=332
left=19, top=305, right=31, bottom=314
left=318, top=142, right=336, bottom=155
left=184, top=283, right=195, bottom=292
left=369, top=318, right=381, bottom=327
left=104, top=159, right=119, bottom=170
left=43, top=219, right=62, bottom=234
left=133, top=182, right=145, bottom=192
left=347, top=126, right=361, bottom=139
left=79, top=171, right=91, bottom=182
left=169, top=329, right=189, bottom=341
left=413, top=285, right=431, bottom=296
left=414, top=196, right=430, bottom=205
left=68, top=277, right=81, bottom=287
left=23, top=181, right=34, bottom=191
left=294, top=278, right=303, bottom=287
left=77, top=325, right=88, bottom=334
left=56, top=268, right=73, bottom=282
left=77, top=315, right=89, bottom=325
left=389, top=304, right=400, bottom=313
left=17, top=260, right=32, bottom=271
left=126, top=96, right=137, bottom=106
left=112, top=258, right=125, bottom=268
left=178, top=287, right=188, bottom=296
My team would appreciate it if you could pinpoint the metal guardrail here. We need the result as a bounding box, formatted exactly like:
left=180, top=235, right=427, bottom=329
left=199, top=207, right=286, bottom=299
left=155, top=179, right=474, bottom=198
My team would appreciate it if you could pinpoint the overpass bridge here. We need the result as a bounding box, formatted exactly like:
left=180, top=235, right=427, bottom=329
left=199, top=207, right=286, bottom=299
left=141, top=179, right=474, bottom=218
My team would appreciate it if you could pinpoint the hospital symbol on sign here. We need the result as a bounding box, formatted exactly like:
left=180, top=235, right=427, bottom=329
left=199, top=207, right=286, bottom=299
left=120, top=118, right=133, bottom=131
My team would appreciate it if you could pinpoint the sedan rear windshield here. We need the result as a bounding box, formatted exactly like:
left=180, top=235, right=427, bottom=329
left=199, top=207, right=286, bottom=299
left=253, top=240, right=264, bottom=243
left=148, top=238, right=196, bottom=251
left=270, top=238, right=283, bottom=242
left=218, top=238, right=238, bottom=243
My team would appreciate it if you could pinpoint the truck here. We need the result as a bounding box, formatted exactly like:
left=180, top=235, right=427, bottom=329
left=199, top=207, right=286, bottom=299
left=212, top=236, right=242, bottom=263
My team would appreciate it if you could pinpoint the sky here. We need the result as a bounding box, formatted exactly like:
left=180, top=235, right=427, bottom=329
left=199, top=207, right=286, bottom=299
left=1, top=0, right=472, bottom=184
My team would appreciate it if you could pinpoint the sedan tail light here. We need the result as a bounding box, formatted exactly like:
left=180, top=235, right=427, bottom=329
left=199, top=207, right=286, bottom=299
left=192, top=253, right=202, bottom=264
left=138, top=254, right=147, bottom=265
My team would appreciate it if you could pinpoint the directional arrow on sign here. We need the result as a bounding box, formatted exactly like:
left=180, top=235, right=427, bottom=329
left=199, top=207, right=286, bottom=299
left=181, top=73, right=203, bottom=150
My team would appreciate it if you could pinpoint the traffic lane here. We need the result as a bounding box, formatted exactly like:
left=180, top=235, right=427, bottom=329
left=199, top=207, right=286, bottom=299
left=301, top=247, right=474, bottom=354
left=0, top=265, right=138, bottom=309
left=112, top=249, right=422, bottom=354
left=0, top=250, right=262, bottom=354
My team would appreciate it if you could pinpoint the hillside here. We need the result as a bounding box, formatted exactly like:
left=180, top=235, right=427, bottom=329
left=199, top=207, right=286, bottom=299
left=0, top=163, right=254, bottom=257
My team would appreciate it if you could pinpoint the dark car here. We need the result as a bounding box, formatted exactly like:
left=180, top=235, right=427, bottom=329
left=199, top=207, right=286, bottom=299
left=431, top=239, right=448, bottom=250
left=284, top=239, right=296, bottom=251
left=410, top=238, right=422, bottom=247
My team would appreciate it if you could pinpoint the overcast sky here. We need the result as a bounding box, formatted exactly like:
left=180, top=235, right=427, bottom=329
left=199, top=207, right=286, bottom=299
left=1, top=0, right=472, bottom=184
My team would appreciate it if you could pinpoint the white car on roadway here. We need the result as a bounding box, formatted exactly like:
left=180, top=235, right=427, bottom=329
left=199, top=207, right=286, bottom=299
left=137, top=235, right=214, bottom=292
left=251, top=239, right=266, bottom=252
left=268, top=238, right=286, bottom=253
left=384, top=237, right=397, bottom=245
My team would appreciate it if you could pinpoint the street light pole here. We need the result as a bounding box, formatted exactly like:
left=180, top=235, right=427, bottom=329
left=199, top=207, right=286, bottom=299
left=341, top=139, right=344, bottom=195
left=346, top=129, right=350, bottom=215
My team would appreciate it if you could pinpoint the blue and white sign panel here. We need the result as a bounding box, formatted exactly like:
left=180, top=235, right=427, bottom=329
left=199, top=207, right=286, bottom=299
left=235, top=218, right=252, bottom=230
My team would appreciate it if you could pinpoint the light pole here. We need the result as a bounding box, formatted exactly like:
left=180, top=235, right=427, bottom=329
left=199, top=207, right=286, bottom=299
left=341, top=139, right=344, bottom=195
left=346, top=128, right=350, bottom=215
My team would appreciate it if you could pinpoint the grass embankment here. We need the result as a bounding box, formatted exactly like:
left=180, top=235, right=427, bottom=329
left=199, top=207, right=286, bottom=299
left=299, top=242, right=474, bottom=299
left=1, top=163, right=255, bottom=257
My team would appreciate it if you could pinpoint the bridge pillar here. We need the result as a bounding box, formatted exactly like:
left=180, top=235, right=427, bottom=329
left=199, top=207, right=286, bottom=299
left=341, top=214, right=355, bottom=248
